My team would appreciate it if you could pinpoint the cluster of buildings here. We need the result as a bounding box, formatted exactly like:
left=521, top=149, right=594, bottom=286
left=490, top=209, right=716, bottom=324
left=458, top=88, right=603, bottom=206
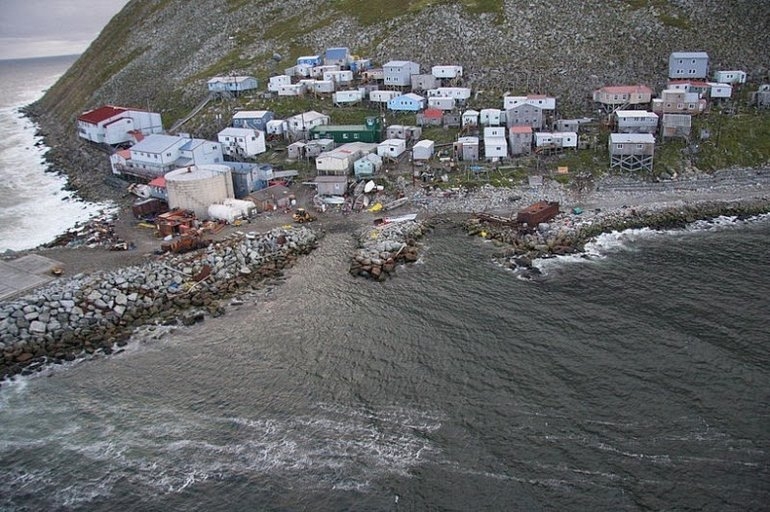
left=74, top=46, right=765, bottom=223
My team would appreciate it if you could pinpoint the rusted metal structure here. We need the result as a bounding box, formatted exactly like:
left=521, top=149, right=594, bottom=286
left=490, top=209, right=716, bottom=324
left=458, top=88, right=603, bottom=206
left=516, top=201, right=560, bottom=226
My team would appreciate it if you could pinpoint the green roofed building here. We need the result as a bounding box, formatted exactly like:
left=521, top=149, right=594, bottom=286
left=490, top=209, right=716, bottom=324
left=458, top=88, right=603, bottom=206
left=310, top=116, right=381, bottom=143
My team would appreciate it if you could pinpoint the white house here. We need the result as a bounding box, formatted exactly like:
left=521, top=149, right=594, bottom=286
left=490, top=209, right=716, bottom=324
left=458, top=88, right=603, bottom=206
left=462, top=109, right=480, bottom=127
left=614, top=110, right=659, bottom=134
left=412, top=139, right=435, bottom=160
left=265, top=119, right=288, bottom=136
left=77, top=105, right=163, bottom=145
left=428, top=96, right=456, bottom=110
left=428, top=87, right=472, bottom=101
left=669, top=51, right=709, bottom=79
left=316, top=150, right=354, bottom=175
left=712, top=70, right=746, bottom=85
left=383, top=60, right=420, bottom=86
left=312, top=64, right=340, bottom=79
left=377, top=138, right=407, bottom=159
left=110, top=134, right=223, bottom=179
left=268, top=75, right=292, bottom=92
left=369, top=90, right=401, bottom=103
left=333, top=89, right=364, bottom=105
left=310, top=80, right=336, bottom=93
left=479, top=108, right=503, bottom=126
left=503, top=94, right=556, bottom=111
left=278, top=84, right=305, bottom=96
left=484, top=136, right=508, bottom=160
left=709, top=83, right=733, bottom=98
left=431, top=65, right=463, bottom=79
left=323, top=70, right=354, bottom=85
left=232, top=110, right=274, bottom=131
left=534, top=132, right=577, bottom=150
left=217, top=127, right=266, bottom=157
left=285, top=64, right=312, bottom=77
left=207, top=76, right=258, bottom=94
left=286, top=111, right=330, bottom=135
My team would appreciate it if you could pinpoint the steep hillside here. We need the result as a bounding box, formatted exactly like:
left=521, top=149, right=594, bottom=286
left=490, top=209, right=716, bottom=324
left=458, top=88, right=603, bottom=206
left=27, top=0, right=770, bottom=200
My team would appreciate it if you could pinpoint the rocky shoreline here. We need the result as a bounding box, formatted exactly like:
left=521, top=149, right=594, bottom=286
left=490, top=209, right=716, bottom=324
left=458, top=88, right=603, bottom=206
left=0, top=226, right=318, bottom=383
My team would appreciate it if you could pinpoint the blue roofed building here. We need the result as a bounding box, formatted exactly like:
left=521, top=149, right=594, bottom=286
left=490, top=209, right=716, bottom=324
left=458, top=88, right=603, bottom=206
left=387, top=93, right=426, bottom=112
left=324, top=47, right=350, bottom=67
left=297, top=55, right=323, bottom=67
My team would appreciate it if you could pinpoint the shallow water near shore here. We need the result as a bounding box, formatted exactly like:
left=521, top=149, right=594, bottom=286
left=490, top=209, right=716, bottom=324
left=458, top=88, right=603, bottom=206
left=1, top=219, right=769, bottom=511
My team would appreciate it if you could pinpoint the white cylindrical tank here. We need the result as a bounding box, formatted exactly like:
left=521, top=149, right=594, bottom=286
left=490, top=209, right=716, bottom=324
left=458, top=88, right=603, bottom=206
left=165, top=164, right=234, bottom=219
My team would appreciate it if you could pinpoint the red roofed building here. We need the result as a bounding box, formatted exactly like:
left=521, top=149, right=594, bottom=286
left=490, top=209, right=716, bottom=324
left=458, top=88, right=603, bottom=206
left=148, top=176, right=168, bottom=201
left=77, top=104, right=163, bottom=145
left=592, top=85, right=653, bottom=109
left=508, top=125, right=533, bottom=155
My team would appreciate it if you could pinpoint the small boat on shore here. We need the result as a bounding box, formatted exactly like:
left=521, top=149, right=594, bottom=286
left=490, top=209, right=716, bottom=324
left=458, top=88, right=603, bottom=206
left=373, top=213, right=418, bottom=226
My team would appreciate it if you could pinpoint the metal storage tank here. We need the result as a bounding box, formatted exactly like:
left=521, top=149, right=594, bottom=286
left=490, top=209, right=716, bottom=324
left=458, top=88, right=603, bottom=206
left=165, top=165, right=234, bottom=219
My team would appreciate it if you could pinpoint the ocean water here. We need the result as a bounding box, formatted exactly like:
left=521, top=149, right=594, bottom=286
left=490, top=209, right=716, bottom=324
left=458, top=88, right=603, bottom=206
left=0, top=55, right=109, bottom=252
left=0, top=216, right=768, bottom=511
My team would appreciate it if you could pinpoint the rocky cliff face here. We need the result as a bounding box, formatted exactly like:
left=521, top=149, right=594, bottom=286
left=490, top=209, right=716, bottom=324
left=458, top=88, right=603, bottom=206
left=27, top=0, right=770, bottom=200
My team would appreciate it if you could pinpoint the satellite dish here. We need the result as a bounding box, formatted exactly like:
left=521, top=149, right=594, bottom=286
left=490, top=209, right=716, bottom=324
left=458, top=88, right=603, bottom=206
left=364, top=180, right=375, bottom=193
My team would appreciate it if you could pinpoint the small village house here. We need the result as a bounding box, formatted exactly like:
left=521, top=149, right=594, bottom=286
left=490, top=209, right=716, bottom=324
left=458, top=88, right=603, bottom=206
left=555, top=117, right=593, bottom=132
left=148, top=176, right=168, bottom=201
left=228, top=162, right=273, bottom=198
left=287, top=141, right=306, bottom=160
left=361, top=68, right=385, bottom=82
left=277, top=84, right=305, bottom=96
left=462, top=110, right=480, bottom=128
left=668, top=51, right=709, bottom=79
left=428, top=96, right=456, bottom=111
left=652, top=89, right=707, bottom=115
left=412, top=139, right=435, bottom=160
left=443, top=111, right=461, bottom=127
left=479, top=108, right=503, bottom=126
left=377, top=139, right=407, bottom=159
left=265, top=119, right=288, bottom=137
left=268, top=75, right=292, bottom=92
left=455, top=136, right=479, bottom=161
left=709, top=83, right=733, bottom=99
left=504, top=104, right=545, bottom=130
left=249, top=184, right=293, bottom=212
left=324, top=47, right=350, bottom=67
left=369, top=90, right=401, bottom=104
left=232, top=110, right=274, bottom=131
left=77, top=105, right=163, bottom=145
left=311, top=64, right=340, bottom=79
left=387, top=93, right=426, bottom=112
left=383, top=61, right=421, bottom=87
left=286, top=111, right=330, bottom=136
left=508, top=125, right=533, bottom=156
left=386, top=125, right=421, bottom=141
left=411, top=74, right=438, bottom=91
left=315, top=142, right=377, bottom=176
left=311, top=117, right=381, bottom=143
left=614, top=110, right=659, bottom=134
left=323, top=70, right=354, bottom=85
left=354, top=153, right=383, bottom=179
left=110, top=134, right=223, bottom=180
left=285, top=64, right=312, bottom=78
left=314, top=175, right=348, bottom=196
left=349, top=58, right=372, bottom=73
left=609, top=133, right=655, bottom=172
left=207, top=76, right=259, bottom=95
left=304, top=139, right=336, bottom=158
left=429, top=87, right=472, bottom=101
left=310, top=80, right=336, bottom=94
left=661, top=114, right=692, bottom=139
left=502, top=94, right=556, bottom=111
left=417, top=108, right=443, bottom=127
left=217, top=127, right=266, bottom=158
left=484, top=126, right=508, bottom=160
left=592, top=85, right=653, bottom=111
left=534, top=132, right=577, bottom=151
left=333, top=89, right=364, bottom=105
left=165, top=164, right=235, bottom=219
left=752, top=84, right=770, bottom=108
left=667, top=80, right=710, bottom=97
left=297, top=55, right=323, bottom=67
left=431, top=65, right=463, bottom=79
left=712, top=70, right=746, bottom=85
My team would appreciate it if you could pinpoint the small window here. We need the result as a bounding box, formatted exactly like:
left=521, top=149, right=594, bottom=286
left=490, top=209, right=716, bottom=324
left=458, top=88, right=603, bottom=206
left=637, top=144, right=643, bottom=149
left=617, top=144, right=624, bottom=149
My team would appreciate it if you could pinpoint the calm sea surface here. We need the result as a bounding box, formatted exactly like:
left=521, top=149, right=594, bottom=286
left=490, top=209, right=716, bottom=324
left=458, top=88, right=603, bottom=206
left=0, top=55, right=108, bottom=252
left=1, top=218, right=768, bottom=511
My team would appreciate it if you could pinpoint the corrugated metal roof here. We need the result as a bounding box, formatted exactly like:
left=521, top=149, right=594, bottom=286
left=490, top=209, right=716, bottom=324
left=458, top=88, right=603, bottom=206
left=148, top=177, right=166, bottom=187
left=610, top=133, right=655, bottom=143
left=131, top=134, right=185, bottom=153
left=509, top=125, right=533, bottom=134
left=78, top=105, right=128, bottom=124
left=596, top=85, right=653, bottom=94
left=670, top=51, right=708, bottom=59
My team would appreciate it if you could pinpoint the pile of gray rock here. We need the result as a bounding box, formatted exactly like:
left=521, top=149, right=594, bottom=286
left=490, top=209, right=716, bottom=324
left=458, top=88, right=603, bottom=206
left=349, top=220, right=426, bottom=281
left=0, top=226, right=318, bottom=382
